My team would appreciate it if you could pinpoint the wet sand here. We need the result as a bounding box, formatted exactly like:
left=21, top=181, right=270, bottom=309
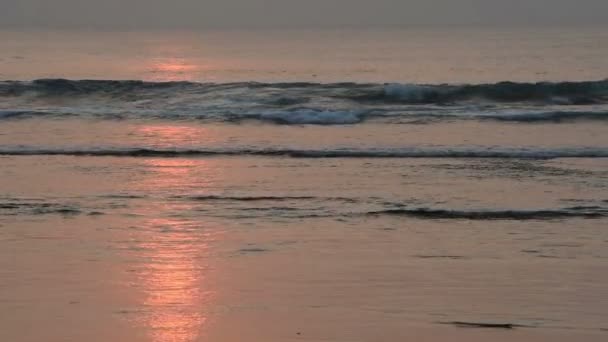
left=1, top=154, right=607, bottom=341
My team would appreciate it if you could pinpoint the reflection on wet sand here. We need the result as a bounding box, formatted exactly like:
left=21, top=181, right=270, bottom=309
left=125, top=147, right=222, bottom=341
left=134, top=217, right=214, bottom=342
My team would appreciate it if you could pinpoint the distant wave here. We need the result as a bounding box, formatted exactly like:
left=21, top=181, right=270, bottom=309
left=174, top=194, right=360, bottom=204
left=176, top=195, right=319, bottom=201
left=175, top=196, right=608, bottom=220
left=195, top=207, right=608, bottom=220
left=2, top=146, right=607, bottom=159
left=365, top=207, right=608, bottom=220
left=0, top=201, right=82, bottom=215
left=1, top=79, right=608, bottom=125
left=0, top=79, right=193, bottom=96
left=4, top=196, right=607, bottom=221
left=0, top=110, right=68, bottom=119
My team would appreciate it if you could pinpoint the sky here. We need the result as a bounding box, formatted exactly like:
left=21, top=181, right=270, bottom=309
left=1, top=0, right=607, bottom=28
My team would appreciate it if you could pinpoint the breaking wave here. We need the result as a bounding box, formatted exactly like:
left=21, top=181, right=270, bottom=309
left=1, top=79, right=608, bottom=124
left=370, top=80, right=608, bottom=104
left=2, top=79, right=607, bottom=104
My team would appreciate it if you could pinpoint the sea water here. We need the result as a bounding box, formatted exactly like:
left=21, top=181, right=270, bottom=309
left=1, top=28, right=607, bottom=342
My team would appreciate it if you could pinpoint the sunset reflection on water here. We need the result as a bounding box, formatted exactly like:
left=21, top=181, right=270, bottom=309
left=149, top=58, right=201, bottom=82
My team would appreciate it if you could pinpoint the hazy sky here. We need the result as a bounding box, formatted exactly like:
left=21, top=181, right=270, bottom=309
left=1, top=0, right=607, bottom=28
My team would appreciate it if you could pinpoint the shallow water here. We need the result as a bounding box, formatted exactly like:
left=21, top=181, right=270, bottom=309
left=1, top=28, right=608, bottom=342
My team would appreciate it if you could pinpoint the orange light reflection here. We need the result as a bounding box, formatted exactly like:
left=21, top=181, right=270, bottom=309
left=148, top=57, right=207, bottom=82
left=125, top=129, right=224, bottom=342
left=136, top=217, right=213, bottom=342
left=136, top=125, right=206, bottom=149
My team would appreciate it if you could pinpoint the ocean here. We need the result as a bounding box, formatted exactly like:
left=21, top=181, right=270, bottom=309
left=1, top=28, right=607, bottom=342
